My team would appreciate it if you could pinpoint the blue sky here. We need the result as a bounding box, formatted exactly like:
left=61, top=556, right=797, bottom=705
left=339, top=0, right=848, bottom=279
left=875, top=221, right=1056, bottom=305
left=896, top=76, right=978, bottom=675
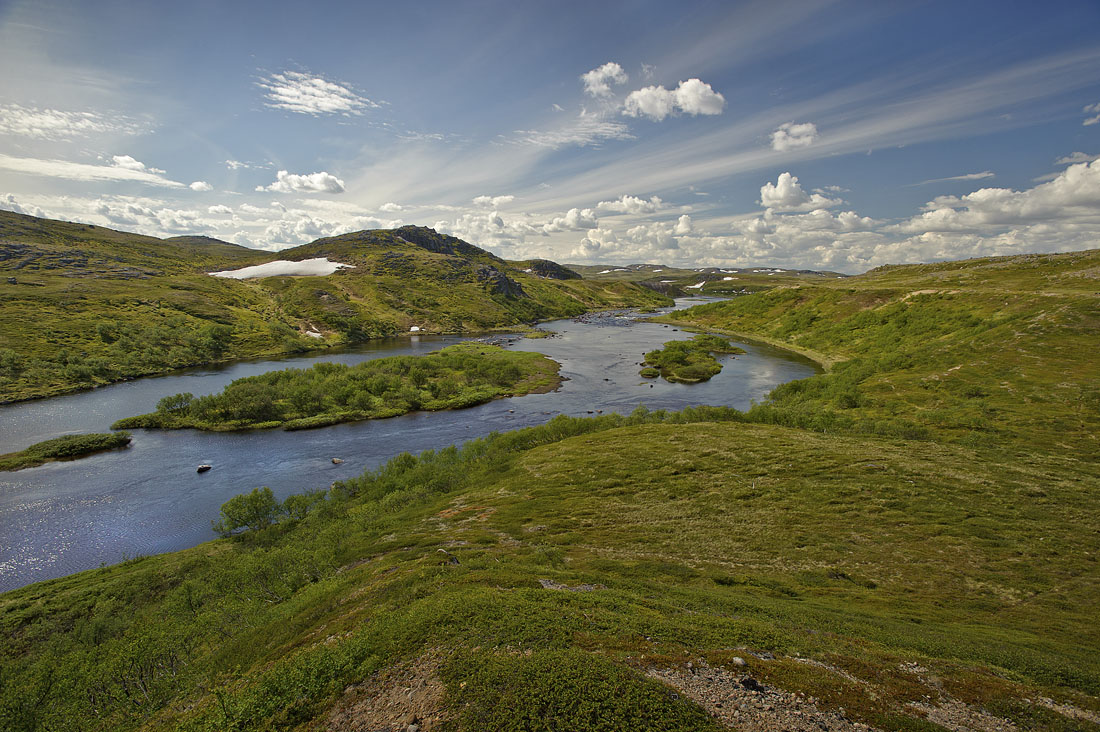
left=1, top=0, right=1099, bottom=273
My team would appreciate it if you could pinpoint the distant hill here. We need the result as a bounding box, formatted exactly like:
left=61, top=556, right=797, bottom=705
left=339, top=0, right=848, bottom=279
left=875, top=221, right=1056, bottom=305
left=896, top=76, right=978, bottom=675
left=0, top=211, right=669, bottom=401
left=565, top=262, right=847, bottom=296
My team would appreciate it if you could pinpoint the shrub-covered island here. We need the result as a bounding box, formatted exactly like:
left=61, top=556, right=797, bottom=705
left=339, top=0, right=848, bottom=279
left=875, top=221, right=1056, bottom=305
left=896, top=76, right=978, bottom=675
left=112, top=344, right=559, bottom=432
left=640, top=334, right=746, bottom=383
left=0, top=432, right=132, bottom=472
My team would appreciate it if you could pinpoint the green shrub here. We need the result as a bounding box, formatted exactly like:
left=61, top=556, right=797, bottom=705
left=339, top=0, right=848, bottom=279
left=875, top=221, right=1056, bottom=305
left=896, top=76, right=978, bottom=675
left=212, top=487, right=280, bottom=537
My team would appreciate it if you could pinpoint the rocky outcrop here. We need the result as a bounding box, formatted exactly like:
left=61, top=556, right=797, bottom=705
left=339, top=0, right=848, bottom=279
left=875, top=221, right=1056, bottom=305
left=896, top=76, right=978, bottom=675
left=394, top=226, right=505, bottom=263
left=474, top=264, right=526, bottom=297
left=526, top=259, right=582, bottom=280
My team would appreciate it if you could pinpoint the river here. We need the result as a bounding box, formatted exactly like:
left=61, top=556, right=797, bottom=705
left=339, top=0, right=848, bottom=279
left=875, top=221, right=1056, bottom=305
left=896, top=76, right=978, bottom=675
left=0, top=299, right=819, bottom=592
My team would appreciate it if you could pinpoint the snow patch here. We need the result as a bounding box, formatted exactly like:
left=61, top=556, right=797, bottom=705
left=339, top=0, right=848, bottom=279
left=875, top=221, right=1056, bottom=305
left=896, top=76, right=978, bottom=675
left=210, top=257, right=355, bottom=280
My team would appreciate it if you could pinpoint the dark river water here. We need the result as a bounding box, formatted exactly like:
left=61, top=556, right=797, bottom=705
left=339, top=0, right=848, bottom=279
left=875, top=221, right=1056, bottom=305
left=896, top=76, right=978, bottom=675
left=0, top=299, right=819, bottom=592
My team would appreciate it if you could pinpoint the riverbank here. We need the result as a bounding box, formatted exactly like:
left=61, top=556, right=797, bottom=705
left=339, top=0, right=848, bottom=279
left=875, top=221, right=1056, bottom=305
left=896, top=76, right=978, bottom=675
left=649, top=314, right=841, bottom=370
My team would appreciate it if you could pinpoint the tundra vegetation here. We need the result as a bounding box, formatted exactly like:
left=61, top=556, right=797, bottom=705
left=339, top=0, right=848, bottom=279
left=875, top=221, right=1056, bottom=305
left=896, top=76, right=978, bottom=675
left=0, top=211, right=669, bottom=402
left=640, top=333, right=745, bottom=383
left=112, top=344, right=560, bottom=431
left=1, top=247, right=1099, bottom=731
left=0, top=432, right=131, bottom=471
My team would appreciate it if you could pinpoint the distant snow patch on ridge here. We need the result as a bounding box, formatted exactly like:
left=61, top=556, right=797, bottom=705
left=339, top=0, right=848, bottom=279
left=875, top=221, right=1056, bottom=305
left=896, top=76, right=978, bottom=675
left=210, top=257, right=355, bottom=280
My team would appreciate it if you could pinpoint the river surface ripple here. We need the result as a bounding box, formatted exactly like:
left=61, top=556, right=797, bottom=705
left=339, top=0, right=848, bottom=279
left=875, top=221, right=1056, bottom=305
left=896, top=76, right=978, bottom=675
left=0, top=299, right=819, bottom=592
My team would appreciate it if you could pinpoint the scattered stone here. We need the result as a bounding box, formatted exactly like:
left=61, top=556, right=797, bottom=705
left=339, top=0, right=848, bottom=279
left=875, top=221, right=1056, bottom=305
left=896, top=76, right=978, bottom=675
left=327, top=653, right=450, bottom=731
left=332, top=457, right=344, bottom=464
left=537, top=578, right=605, bottom=592
left=647, top=661, right=880, bottom=732
left=437, top=549, right=459, bottom=566
left=732, top=656, right=746, bottom=667
left=741, top=676, right=765, bottom=692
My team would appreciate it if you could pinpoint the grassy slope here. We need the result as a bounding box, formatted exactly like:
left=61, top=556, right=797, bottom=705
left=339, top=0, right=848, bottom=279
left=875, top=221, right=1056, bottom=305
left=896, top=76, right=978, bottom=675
left=660, top=248, right=1100, bottom=457
left=0, top=213, right=669, bottom=402
left=2, top=249, right=1098, bottom=731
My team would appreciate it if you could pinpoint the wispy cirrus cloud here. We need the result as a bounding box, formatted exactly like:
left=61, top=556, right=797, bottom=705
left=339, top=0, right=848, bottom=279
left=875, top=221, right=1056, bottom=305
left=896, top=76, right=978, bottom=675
left=0, top=104, right=147, bottom=140
left=912, top=170, right=995, bottom=186
left=509, top=112, right=635, bottom=149
left=0, top=153, right=183, bottom=187
left=257, top=71, right=379, bottom=117
left=1083, top=101, right=1100, bottom=126
left=1055, top=151, right=1100, bottom=165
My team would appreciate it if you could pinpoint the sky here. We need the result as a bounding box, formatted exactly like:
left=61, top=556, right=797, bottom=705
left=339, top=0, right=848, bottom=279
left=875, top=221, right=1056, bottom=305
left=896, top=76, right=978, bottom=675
left=1, top=0, right=1099, bottom=273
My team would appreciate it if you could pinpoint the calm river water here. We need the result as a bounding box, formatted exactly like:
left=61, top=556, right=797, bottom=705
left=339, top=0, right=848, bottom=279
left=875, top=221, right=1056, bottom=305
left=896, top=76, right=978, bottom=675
left=0, top=299, right=819, bottom=592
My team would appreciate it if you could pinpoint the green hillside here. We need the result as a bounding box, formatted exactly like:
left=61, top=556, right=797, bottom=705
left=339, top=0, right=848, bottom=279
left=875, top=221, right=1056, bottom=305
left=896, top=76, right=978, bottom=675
left=0, top=212, right=669, bottom=402
left=2, top=249, right=1098, bottom=731
left=659, top=248, right=1100, bottom=457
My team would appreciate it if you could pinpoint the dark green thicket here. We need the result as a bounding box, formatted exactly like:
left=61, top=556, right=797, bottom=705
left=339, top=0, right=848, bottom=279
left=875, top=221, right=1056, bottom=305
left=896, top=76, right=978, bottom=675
left=640, top=333, right=744, bottom=383
left=112, top=344, right=559, bottom=431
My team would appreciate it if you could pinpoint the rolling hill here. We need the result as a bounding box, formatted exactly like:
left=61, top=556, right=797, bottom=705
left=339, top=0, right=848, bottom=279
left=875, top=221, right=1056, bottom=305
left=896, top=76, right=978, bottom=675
left=0, top=212, right=669, bottom=401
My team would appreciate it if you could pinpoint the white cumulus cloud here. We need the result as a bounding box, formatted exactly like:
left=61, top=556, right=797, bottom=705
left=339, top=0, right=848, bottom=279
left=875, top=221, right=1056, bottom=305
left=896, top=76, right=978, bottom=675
left=675, top=214, right=693, bottom=235
left=894, top=159, right=1100, bottom=233
left=543, top=208, right=598, bottom=233
left=581, top=62, right=628, bottom=98
left=760, top=172, right=842, bottom=212
left=770, top=122, right=819, bottom=152
left=207, top=204, right=233, bottom=214
left=473, top=195, right=515, bottom=208
left=258, top=170, right=346, bottom=194
left=111, top=155, right=164, bottom=174
left=596, top=194, right=665, bottom=214
left=189, top=181, right=213, bottom=192
left=0, top=193, right=45, bottom=217
left=257, top=71, right=378, bottom=117
left=623, top=78, right=725, bottom=121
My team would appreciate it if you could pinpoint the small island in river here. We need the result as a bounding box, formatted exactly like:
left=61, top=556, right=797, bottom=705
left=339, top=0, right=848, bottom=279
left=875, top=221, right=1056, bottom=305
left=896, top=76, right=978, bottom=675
left=112, top=343, right=560, bottom=432
left=0, top=432, right=132, bottom=472
left=640, top=333, right=746, bottom=383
